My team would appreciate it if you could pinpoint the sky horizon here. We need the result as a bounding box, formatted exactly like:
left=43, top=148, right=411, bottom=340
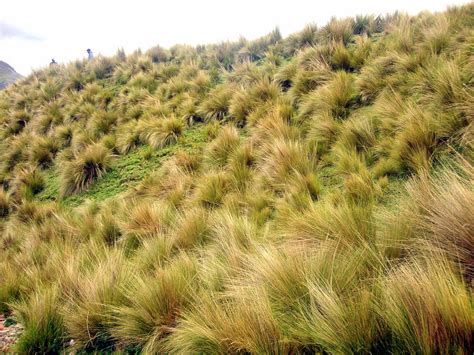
left=1, top=0, right=471, bottom=76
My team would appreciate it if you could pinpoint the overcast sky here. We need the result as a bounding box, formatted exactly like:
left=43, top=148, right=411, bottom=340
left=1, top=0, right=471, bottom=75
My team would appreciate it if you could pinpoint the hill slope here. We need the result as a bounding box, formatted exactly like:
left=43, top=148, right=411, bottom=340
left=0, top=4, right=473, bottom=353
left=0, top=61, right=22, bottom=89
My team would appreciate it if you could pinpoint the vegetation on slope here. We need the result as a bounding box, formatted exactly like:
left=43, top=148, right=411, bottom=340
left=0, top=4, right=473, bottom=353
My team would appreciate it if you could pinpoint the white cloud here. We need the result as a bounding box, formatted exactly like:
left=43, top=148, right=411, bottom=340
left=0, top=0, right=470, bottom=75
left=0, top=22, right=42, bottom=40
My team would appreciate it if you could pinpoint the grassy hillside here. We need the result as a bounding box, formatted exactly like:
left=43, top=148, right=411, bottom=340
left=0, top=61, right=22, bottom=89
left=0, top=4, right=473, bottom=353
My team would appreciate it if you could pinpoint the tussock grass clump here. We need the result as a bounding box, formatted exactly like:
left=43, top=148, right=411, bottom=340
left=378, top=256, right=473, bottom=354
left=88, top=110, right=118, bottom=138
left=356, top=55, right=397, bottom=103
left=166, top=289, right=290, bottom=354
left=404, top=162, right=474, bottom=280
left=306, top=112, right=341, bottom=155
left=116, top=121, right=141, bottom=154
left=95, top=201, right=123, bottom=246
left=210, top=208, right=262, bottom=252
left=278, top=197, right=375, bottom=246
left=146, top=116, right=184, bottom=149
left=14, top=167, right=45, bottom=198
left=322, top=17, right=354, bottom=45
left=332, top=145, right=368, bottom=175
left=111, top=255, right=198, bottom=352
left=228, top=143, right=257, bottom=190
left=29, top=136, right=60, bottom=168
left=249, top=243, right=382, bottom=353
left=0, top=136, right=29, bottom=173
left=343, top=168, right=377, bottom=203
left=131, top=237, right=175, bottom=274
left=60, top=144, right=112, bottom=196
left=12, top=286, right=65, bottom=353
left=198, top=84, right=234, bottom=121
left=195, top=172, right=231, bottom=208
left=353, top=15, right=375, bottom=35
left=300, top=71, right=357, bottom=119
left=0, top=263, right=23, bottom=313
left=69, top=130, right=94, bottom=155
left=62, top=248, right=131, bottom=351
left=282, top=171, right=322, bottom=210
left=253, top=110, right=299, bottom=143
left=336, top=114, right=377, bottom=154
left=288, top=60, right=333, bottom=103
left=286, top=24, right=319, bottom=51
left=204, top=125, right=240, bottom=168
left=147, top=45, right=170, bottom=63
left=34, top=115, right=54, bottom=135
left=55, top=125, right=74, bottom=148
left=134, top=168, right=193, bottom=206
left=172, top=208, right=210, bottom=249
left=120, top=201, right=173, bottom=243
left=0, top=188, right=10, bottom=217
left=40, top=78, right=63, bottom=102
left=8, top=110, right=31, bottom=134
left=391, top=104, right=438, bottom=172
left=420, top=59, right=467, bottom=107
left=229, top=78, right=280, bottom=125
left=330, top=41, right=353, bottom=71
left=386, top=15, right=416, bottom=53
left=87, top=56, right=116, bottom=80
left=261, top=138, right=314, bottom=188
left=274, top=60, right=298, bottom=90
left=173, top=150, right=201, bottom=174
left=422, top=14, right=451, bottom=54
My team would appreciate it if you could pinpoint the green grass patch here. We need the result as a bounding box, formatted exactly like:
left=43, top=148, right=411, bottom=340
left=37, top=125, right=207, bottom=206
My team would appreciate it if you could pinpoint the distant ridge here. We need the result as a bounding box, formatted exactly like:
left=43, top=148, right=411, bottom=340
left=0, top=61, right=22, bottom=89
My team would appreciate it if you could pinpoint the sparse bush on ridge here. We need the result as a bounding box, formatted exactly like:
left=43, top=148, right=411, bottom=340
left=0, top=3, right=473, bottom=354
